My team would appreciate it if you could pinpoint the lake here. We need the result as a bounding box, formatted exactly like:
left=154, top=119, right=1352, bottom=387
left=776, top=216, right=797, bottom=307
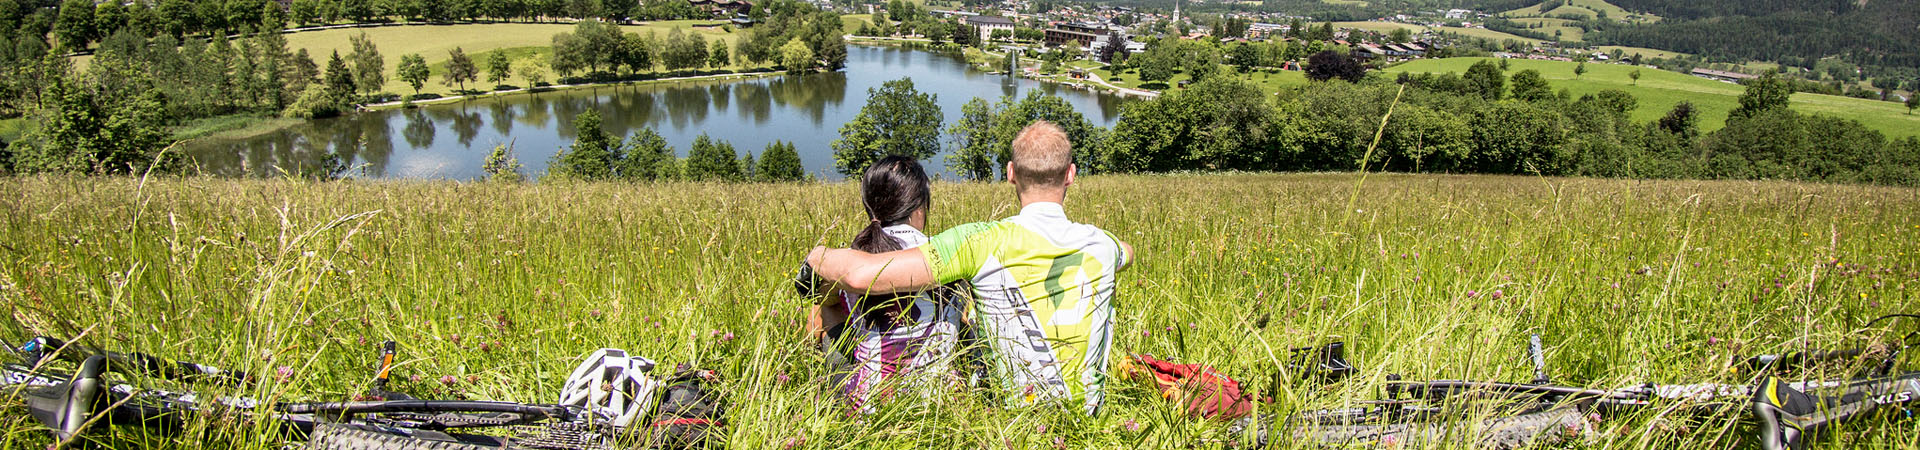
left=186, top=46, right=1132, bottom=180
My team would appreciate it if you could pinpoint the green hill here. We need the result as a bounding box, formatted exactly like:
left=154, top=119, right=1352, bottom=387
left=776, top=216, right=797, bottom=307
left=1384, top=57, right=1920, bottom=138
left=1500, top=0, right=1651, bottom=21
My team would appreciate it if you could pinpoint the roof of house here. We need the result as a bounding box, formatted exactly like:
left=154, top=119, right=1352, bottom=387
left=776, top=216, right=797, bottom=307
left=966, top=15, right=1016, bottom=26
left=1690, top=68, right=1756, bottom=80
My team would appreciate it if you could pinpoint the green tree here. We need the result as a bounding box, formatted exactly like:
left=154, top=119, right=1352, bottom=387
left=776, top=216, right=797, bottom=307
left=616, top=127, right=674, bottom=180
left=94, top=1, right=125, bottom=35
left=1305, top=50, right=1363, bottom=83
left=1134, top=39, right=1183, bottom=83
left=1731, top=71, right=1792, bottom=120
left=707, top=38, right=729, bottom=68
left=518, top=60, right=548, bottom=86
left=1469, top=101, right=1567, bottom=174
left=660, top=27, right=710, bottom=71
left=487, top=50, right=512, bottom=84
left=444, top=46, right=477, bottom=91
left=553, top=110, right=621, bottom=179
left=831, top=77, right=941, bottom=176
left=1573, top=61, right=1586, bottom=78
left=1107, top=76, right=1278, bottom=172
left=1657, top=101, right=1698, bottom=139
left=1464, top=59, right=1504, bottom=100
left=619, top=32, right=654, bottom=73
left=12, top=81, right=175, bottom=175
left=1906, top=94, right=1917, bottom=115
left=53, top=0, right=94, bottom=51
left=1508, top=69, right=1553, bottom=102
left=1628, top=69, right=1641, bottom=85
left=1229, top=42, right=1259, bottom=73
left=396, top=53, right=430, bottom=94
left=780, top=37, right=813, bottom=73
left=685, top=133, right=741, bottom=181
left=758, top=140, right=805, bottom=181
left=944, top=97, right=998, bottom=180
left=324, top=50, right=356, bottom=100
left=289, top=0, right=322, bottom=25
left=348, top=32, right=384, bottom=95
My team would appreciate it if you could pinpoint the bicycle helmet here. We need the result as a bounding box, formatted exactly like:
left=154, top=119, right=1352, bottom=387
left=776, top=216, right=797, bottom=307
left=558, top=348, right=661, bottom=428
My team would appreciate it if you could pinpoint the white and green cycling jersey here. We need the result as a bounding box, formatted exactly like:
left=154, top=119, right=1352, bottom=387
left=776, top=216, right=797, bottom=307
left=919, top=202, right=1129, bottom=414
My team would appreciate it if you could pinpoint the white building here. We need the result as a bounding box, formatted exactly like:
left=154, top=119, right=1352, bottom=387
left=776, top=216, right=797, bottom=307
left=965, top=15, right=1017, bottom=42
left=1445, top=9, right=1472, bottom=19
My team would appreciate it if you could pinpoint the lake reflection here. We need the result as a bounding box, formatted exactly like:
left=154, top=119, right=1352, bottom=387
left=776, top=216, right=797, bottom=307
left=186, top=46, right=1130, bottom=180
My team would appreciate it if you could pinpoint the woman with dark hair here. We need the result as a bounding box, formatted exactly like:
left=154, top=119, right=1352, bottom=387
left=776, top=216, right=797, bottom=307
left=805, top=155, right=964, bottom=413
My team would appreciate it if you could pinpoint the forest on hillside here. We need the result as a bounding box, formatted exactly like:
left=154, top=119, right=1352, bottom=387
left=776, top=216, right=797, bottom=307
left=1142, top=0, right=1917, bottom=84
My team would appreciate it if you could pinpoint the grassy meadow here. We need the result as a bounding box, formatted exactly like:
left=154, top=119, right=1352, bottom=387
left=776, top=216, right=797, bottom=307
left=1332, top=22, right=1546, bottom=46
left=1, top=173, right=1917, bottom=449
left=1498, top=0, right=1655, bottom=22
left=1383, top=57, right=1920, bottom=139
left=1507, top=18, right=1583, bottom=41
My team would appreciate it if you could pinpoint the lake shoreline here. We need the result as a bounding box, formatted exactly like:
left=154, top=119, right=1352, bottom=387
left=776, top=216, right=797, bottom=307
left=186, top=45, right=1129, bottom=180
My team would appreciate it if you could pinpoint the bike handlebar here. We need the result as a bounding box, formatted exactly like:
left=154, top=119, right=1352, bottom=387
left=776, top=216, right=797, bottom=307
left=20, top=337, right=251, bottom=386
left=1743, top=348, right=1868, bottom=373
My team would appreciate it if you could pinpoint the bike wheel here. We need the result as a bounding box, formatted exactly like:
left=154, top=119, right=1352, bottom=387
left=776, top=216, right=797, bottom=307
left=1284, top=406, right=1591, bottom=449
left=308, top=423, right=514, bottom=450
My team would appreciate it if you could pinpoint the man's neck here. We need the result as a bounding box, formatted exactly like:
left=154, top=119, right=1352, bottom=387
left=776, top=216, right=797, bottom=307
left=1018, top=191, right=1067, bottom=209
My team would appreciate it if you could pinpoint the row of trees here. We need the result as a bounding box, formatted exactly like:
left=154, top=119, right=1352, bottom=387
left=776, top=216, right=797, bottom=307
left=10, top=0, right=771, bottom=53
left=1097, top=66, right=1917, bottom=184
left=550, top=21, right=734, bottom=77
left=818, top=65, right=1916, bottom=186
left=549, top=110, right=806, bottom=182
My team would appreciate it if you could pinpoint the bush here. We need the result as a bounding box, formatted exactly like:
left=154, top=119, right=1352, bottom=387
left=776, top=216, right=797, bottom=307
left=493, top=84, right=521, bottom=91
left=407, top=93, right=443, bottom=101
left=283, top=85, right=345, bottom=119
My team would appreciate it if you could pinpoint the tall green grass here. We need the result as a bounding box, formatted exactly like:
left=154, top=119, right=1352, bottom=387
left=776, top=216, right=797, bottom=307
left=1, top=173, right=1916, bottom=448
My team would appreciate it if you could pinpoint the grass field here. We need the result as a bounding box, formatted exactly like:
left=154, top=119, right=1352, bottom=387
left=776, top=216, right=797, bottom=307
left=1431, top=26, right=1544, bottom=46
left=1500, top=0, right=1650, bottom=21
left=1508, top=17, right=1583, bottom=41
left=1384, top=57, right=1920, bottom=139
left=842, top=14, right=875, bottom=35
left=1089, top=64, right=1310, bottom=93
left=1, top=173, right=1916, bottom=449
left=1332, top=21, right=1425, bottom=33
left=1331, top=22, right=1544, bottom=46
left=1596, top=45, right=1688, bottom=60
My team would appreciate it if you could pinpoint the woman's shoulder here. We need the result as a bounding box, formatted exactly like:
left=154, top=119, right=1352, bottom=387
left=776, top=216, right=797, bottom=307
left=881, top=224, right=929, bottom=248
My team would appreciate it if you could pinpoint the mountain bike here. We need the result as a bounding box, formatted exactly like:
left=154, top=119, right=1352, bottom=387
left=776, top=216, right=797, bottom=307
left=1257, top=314, right=1920, bottom=449
left=2, top=337, right=724, bottom=449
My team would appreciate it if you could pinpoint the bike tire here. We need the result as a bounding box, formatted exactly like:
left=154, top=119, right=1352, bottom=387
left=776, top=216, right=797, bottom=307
left=308, top=423, right=515, bottom=450
left=1284, top=406, right=1590, bottom=449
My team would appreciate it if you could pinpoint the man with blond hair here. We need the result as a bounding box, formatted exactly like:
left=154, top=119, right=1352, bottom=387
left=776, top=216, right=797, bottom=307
left=805, top=120, right=1134, bottom=414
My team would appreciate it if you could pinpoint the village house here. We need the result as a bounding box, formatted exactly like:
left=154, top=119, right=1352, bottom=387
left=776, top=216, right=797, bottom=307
left=965, top=15, right=1016, bottom=42
left=687, top=0, right=751, bottom=18
left=1690, top=68, right=1756, bottom=83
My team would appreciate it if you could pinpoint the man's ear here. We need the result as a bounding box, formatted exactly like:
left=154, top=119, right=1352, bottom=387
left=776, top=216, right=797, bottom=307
left=1006, top=161, right=1018, bottom=185
left=1065, top=164, right=1076, bottom=187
